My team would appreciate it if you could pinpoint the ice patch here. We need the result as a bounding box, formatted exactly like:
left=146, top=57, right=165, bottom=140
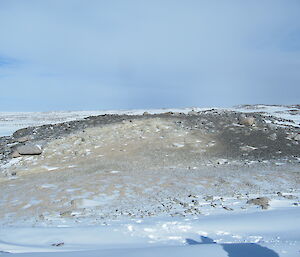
left=173, top=143, right=185, bottom=148
left=42, top=166, right=59, bottom=171
left=40, top=184, right=57, bottom=189
left=110, top=170, right=121, bottom=174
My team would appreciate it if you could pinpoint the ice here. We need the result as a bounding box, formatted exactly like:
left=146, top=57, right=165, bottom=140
left=42, top=166, right=59, bottom=171
left=110, top=170, right=120, bottom=174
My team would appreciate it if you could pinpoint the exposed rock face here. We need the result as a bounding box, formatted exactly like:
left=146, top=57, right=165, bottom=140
left=16, top=144, right=42, bottom=155
left=247, top=197, right=270, bottom=209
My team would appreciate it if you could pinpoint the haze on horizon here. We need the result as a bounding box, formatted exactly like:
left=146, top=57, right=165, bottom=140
left=0, top=0, right=299, bottom=112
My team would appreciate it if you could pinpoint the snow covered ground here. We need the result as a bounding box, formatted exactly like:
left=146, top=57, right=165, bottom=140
left=0, top=105, right=299, bottom=256
left=0, top=108, right=208, bottom=137
left=0, top=206, right=299, bottom=256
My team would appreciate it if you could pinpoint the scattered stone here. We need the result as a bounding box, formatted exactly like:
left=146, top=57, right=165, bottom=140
left=181, top=202, right=189, bottom=208
left=16, top=144, right=42, bottom=155
left=204, top=195, right=214, bottom=201
left=223, top=206, right=233, bottom=211
left=184, top=208, right=193, bottom=214
left=217, top=159, right=228, bottom=165
left=60, top=210, right=74, bottom=217
left=247, top=197, right=270, bottom=209
left=268, top=133, right=277, bottom=141
left=283, top=195, right=297, bottom=200
left=239, top=115, right=255, bottom=126
left=51, top=242, right=64, bottom=247
left=277, top=192, right=297, bottom=199
left=294, top=134, right=300, bottom=141
left=277, top=192, right=283, bottom=197
left=191, top=200, right=199, bottom=206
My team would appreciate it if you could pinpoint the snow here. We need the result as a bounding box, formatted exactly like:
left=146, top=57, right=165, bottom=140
left=0, top=108, right=208, bottom=137
left=0, top=207, right=299, bottom=256
left=231, top=105, right=300, bottom=128
left=1, top=105, right=299, bottom=137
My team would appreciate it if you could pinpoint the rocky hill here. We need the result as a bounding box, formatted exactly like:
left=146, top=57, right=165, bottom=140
left=0, top=106, right=299, bottom=225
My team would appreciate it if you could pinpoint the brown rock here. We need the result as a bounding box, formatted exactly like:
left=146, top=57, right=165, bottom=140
left=17, top=144, right=42, bottom=155
left=11, top=150, right=21, bottom=158
left=239, top=115, right=255, bottom=126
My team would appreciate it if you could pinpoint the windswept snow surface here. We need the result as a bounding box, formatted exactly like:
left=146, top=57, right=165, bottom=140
left=0, top=207, right=299, bottom=257
left=231, top=105, right=300, bottom=128
left=0, top=108, right=208, bottom=137
left=1, top=105, right=299, bottom=136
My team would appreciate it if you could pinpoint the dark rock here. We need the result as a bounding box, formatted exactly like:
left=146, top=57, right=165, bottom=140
left=51, top=242, right=64, bottom=247
left=223, top=206, right=233, bottom=211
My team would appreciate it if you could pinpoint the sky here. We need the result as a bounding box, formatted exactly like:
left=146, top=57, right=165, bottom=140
left=0, top=0, right=299, bottom=111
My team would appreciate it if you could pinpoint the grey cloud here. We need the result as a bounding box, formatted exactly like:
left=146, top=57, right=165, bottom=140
left=0, top=0, right=299, bottom=111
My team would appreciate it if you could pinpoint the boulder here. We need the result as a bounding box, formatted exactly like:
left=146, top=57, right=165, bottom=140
left=17, top=144, right=42, bottom=155
left=239, top=115, right=255, bottom=126
left=247, top=197, right=270, bottom=209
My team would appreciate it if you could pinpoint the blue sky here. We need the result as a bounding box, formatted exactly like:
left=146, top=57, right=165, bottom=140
left=0, top=0, right=299, bottom=111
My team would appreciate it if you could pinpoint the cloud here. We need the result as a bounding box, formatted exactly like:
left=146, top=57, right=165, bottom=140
left=0, top=0, right=299, bottom=111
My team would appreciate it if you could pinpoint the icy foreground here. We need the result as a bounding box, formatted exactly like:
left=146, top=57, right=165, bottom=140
left=0, top=105, right=299, bottom=256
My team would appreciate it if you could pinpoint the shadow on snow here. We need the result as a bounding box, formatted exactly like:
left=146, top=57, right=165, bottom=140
left=186, top=236, right=279, bottom=257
